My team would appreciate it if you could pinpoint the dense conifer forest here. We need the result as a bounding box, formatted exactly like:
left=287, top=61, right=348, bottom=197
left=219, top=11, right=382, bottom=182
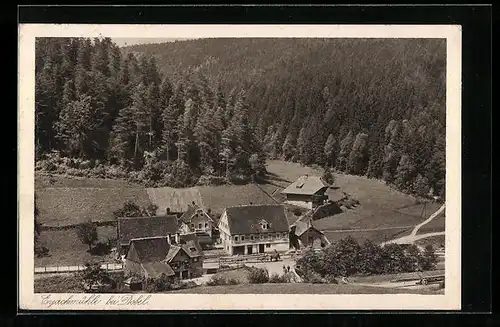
left=35, top=37, right=446, bottom=197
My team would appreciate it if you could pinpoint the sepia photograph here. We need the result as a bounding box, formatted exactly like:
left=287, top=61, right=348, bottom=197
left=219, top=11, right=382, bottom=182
left=18, top=24, right=462, bottom=310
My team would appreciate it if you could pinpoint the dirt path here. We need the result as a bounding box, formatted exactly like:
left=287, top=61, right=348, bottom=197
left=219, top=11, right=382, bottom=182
left=380, top=204, right=445, bottom=246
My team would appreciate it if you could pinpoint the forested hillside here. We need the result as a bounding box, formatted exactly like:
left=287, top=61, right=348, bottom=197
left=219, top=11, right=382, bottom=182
left=35, top=37, right=446, bottom=197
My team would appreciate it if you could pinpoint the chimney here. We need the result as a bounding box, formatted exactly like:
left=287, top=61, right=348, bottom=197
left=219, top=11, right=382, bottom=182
left=166, top=207, right=171, bottom=215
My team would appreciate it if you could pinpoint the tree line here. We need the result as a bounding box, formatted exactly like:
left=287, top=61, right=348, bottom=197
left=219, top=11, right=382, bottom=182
left=36, top=37, right=445, bottom=197
left=35, top=37, right=265, bottom=187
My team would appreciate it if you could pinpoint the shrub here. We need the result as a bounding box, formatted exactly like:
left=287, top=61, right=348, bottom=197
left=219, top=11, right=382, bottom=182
left=145, top=274, right=172, bottom=292
left=197, top=175, right=228, bottom=186
left=228, top=278, right=239, bottom=285
left=269, top=273, right=289, bottom=283
left=324, top=274, right=339, bottom=284
left=303, top=270, right=326, bottom=284
left=295, top=236, right=437, bottom=279
left=322, top=170, right=335, bottom=185
left=206, top=275, right=229, bottom=286
left=228, top=173, right=251, bottom=185
left=248, top=267, right=269, bottom=284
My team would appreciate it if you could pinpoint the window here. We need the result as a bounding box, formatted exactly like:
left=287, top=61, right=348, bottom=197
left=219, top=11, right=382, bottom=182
left=205, top=223, right=208, bottom=228
left=266, top=244, right=271, bottom=248
left=260, top=235, right=264, bottom=240
left=235, top=236, right=239, bottom=241
left=198, top=223, right=202, bottom=229
left=241, top=235, right=245, bottom=241
left=190, top=247, right=197, bottom=252
left=250, top=235, right=254, bottom=241
left=191, top=224, right=194, bottom=228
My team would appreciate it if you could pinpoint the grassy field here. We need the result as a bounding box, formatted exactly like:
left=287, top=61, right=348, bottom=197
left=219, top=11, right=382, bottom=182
left=34, top=274, right=83, bottom=293
left=323, top=227, right=413, bottom=245
left=416, top=211, right=445, bottom=235
left=171, top=283, right=442, bottom=294
left=36, top=187, right=151, bottom=226
left=264, top=161, right=443, bottom=242
left=348, top=269, right=445, bottom=284
left=35, top=226, right=117, bottom=266
left=35, top=173, right=143, bottom=189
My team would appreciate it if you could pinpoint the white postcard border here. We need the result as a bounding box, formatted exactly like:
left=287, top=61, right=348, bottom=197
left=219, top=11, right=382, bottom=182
left=18, top=24, right=462, bottom=311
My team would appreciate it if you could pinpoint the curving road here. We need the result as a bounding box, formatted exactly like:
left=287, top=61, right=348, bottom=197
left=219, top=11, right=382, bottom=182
left=380, top=204, right=445, bottom=246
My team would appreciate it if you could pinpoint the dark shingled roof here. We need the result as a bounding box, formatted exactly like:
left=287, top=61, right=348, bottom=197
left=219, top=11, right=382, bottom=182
left=180, top=233, right=205, bottom=253
left=118, top=215, right=178, bottom=246
left=141, top=262, right=175, bottom=278
left=291, top=216, right=323, bottom=237
left=127, top=237, right=171, bottom=263
left=224, top=204, right=289, bottom=235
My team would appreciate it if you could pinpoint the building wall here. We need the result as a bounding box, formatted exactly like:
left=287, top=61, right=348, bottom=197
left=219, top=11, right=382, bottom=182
left=187, top=213, right=213, bottom=237
left=168, top=249, right=203, bottom=279
left=285, top=199, right=313, bottom=209
left=298, top=228, right=325, bottom=249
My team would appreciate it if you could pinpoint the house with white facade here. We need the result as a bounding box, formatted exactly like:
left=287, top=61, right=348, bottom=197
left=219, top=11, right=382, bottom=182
left=218, top=204, right=290, bottom=255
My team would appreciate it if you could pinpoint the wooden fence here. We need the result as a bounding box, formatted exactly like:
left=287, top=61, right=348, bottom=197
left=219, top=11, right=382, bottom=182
left=34, top=263, right=123, bottom=274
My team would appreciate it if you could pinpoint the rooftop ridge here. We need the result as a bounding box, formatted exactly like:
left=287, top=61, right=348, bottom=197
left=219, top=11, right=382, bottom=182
left=129, top=235, right=169, bottom=242
left=118, top=215, right=177, bottom=220
left=226, top=203, right=284, bottom=209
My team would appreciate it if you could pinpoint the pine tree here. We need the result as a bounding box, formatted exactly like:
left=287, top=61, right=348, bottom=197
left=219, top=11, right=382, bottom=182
left=323, top=133, right=338, bottom=168
left=394, top=154, right=416, bottom=191
left=282, top=132, right=296, bottom=161
left=55, top=95, right=95, bottom=157
left=337, top=131, right=354, bottom=171
left=347, top=132, right=369, bottom=175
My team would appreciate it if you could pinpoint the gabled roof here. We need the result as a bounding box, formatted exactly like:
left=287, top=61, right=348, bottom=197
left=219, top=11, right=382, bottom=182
left=281, top=175, right=329, bottom=196
left=291, top=216, right=323, bottom=237
left=223, top=204, right=289, bottom=235
left=127, top=236, right=171, bottom=263
left=164, top=245, right=181, bottom=262
left=141, top=262, right=175, bottom=278
left=179, top=204, right=213, bottom=224
left=180, top=233, right=205, bottom=252
left=182, top=240, right=203, bottom=258
left=117, top=215, right=178, bottom=246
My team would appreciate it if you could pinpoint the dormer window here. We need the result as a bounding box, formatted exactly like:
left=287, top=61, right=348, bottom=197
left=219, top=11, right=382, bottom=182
left=260, top=220, right=269, bottom=230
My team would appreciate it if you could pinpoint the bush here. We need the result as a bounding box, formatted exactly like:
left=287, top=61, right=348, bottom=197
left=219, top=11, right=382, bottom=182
left=197, top=175, right=228, bottom=186
left=145, top=274, right=172, bottom=292
left=228, top=278, right=239, bottom=285
left=295, top=236, right=437, bottom=279
left=247, top=267, right=269, bottom=284
left=205, top=274, right=241, bottom=286
left=228, top=173, right=252, bottom=185
left=303, top=270, right=326, bottom=284
left=322, top=170, right=335, bottom=185
left=206, top=275, right=229, bottom=286
left=269, top=273, right=289, bottom=283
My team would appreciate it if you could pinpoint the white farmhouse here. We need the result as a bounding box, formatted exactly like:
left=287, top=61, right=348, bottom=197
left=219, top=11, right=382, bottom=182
left=218, top=204, right=290, bottom=255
